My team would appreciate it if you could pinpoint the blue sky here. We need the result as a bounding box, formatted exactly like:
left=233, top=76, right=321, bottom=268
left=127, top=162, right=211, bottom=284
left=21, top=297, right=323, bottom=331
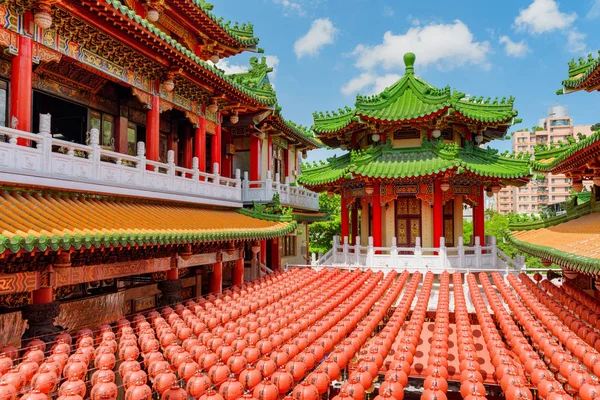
left=214, top=0, right=600, bottom=162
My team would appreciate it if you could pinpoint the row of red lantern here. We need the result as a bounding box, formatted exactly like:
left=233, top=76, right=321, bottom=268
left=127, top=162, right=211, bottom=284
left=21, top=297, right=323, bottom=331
left=374, top=272, right=424, bottom=400
left=486, top=272, right=569, bottom=400
left=562, top=281, right=600, bottom=315
left=467, top=273, right=531, bottom=400
left=540, top=279, right=600, bottom=343
left=530, top=278, right=600, bottom=352
left=335, top=271, right=410, bottom=400
left=247, top=269, right=386, bottom=400
left=506, top=274, right=600, bottom=400
left=419, top=272, right=450, bottom=400
left=452, top=273, right=487, bottom=399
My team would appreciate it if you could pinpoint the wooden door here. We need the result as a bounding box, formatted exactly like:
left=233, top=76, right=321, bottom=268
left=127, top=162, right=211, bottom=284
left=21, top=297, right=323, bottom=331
left=443, top=200, right=454, bottom=247
left=396, top=197, right=422, bottom=247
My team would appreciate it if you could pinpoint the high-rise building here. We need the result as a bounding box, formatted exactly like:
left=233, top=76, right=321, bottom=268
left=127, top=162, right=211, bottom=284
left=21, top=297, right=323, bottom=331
left=496, top=105, right=593, bottom=214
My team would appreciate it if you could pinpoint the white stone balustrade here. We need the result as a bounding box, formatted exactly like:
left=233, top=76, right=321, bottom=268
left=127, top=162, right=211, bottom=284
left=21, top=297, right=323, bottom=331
left=0, top=120, right=242, bottom=206
left=310, top=235, right=526, bottom=276
left=242, top=170, right=320, bottom=211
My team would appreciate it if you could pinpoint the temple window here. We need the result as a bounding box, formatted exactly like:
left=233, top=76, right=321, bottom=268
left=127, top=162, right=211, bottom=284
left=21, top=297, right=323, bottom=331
left=283, top=235, right=296, bottom=257
left=0, top=80, right=7, bottom=128
left=89, top=110, right=115, bottom=149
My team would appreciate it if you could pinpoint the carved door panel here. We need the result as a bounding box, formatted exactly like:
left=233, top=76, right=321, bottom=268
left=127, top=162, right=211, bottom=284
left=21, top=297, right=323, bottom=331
left=396, top=197, right=422, bottom=247
left=443, top=200, right=454, bottom=247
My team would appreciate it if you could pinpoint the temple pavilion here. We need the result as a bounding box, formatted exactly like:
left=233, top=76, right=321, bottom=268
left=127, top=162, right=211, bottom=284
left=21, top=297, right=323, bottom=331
left=299, top=53, right=531, bottom=250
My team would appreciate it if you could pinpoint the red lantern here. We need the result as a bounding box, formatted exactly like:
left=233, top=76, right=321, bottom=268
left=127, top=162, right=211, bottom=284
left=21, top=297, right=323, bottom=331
left=253, top=378, right=279, bottom=400
left=218, top=378, right=244, bottom=400
left=90, top=380, right=118, bottom=400
left=187, top=372, right=211, bottom=399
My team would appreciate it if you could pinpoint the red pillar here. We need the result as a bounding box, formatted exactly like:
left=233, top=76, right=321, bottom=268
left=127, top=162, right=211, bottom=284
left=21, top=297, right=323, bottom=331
left=270, top=239, right=280, bottom=271
left=233, top=256, right=244, bottom=287
left=351, top=205, right=358, bottom=244
left=146, top=94, right=160, bottom=163
left=32, top=287, right=53, bottom=304
left=195, top=119, right=206, bottom=175
left=474, top=184, right=485, bottom=244
left=183, top=126, right=192, bottom=169
left=250, top=135, right=261, bottom=182
left=166, top=268, right=178, bottom=280
left=372, top=182, right=382, bottom=248
left=260, top=240, right=267, bottom=266
left=11, top=35, right=33, bottom=145
left=285, top=147, right=291, bottom=179
left=211, top=121, right=221, bottom=173
left=341, top=191, right=349, bottom=243
left=222, top=130, right=232, bottom=178
left=433, top=180, right=444, bottom=248
left=210, top=262, right=222, bottom=293
left=267, top=135, right=273, bottom=172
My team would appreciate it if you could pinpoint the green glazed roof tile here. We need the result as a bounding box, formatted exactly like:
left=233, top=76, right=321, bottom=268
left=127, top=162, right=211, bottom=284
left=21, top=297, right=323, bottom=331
left=560, top=51, right=600, bottom=92
left=312, top=53, right=517, bottom=134
left=532, top=130, right=600, bottom=172
left=298, top=138, right=531, bottom=186
left=189, top=0, right=260, bottom=46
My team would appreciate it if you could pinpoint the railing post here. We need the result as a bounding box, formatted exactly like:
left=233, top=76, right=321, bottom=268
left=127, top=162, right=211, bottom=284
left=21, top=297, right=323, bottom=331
left=439, top=236, right=446, bottom=271
left=235, top=169, right=242, bottom=200
left=332, top=236, right=339, bottom=264
left=38, top=113, right=52, bottom=172
left=213, top=162, right=220, bottom=185
left=517, top=255, right=526, bottom=272
left=475, top=236, right=481, bottom=270
left=192, top=156, right=200, bottom=183
left=137, top=141, right=146, bottom=174
left=355, top=236, right=360, bottom=265
left=490, top=236, right=498, bottom=269
left=391, top=237, right=398, bottom=270
left=343, top=236, right=349, bottom=265
left=367, top=236, right=374, bottom=267
left=89, top=128, right=101, bottom=180
left=167, top=150, right=175, bottom=188
left=458, top=237, right=465, bottom=269
left=311, top=253, right=317, bottom=266
left=242, top=171, right=249, bottom=200
left=265, top=170, right=273, bottom=202
left=415, top=237, right=422, bottom=271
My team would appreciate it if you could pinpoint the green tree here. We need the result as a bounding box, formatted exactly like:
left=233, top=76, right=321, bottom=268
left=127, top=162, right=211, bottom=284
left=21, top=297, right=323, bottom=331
left=308, top=193, right=341, bottom=254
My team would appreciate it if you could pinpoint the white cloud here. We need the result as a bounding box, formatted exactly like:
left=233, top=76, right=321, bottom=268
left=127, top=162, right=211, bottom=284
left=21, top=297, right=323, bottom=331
left=515, top=0, right=576, bottom=33
left=567, top=30, right=587, bottom=54
left=264, top=55, right=281, bottom=78
left=383, top=6, right=395, bottom=17
left=349, top=20, right=490, bottom=72
left=340, top=73, right=375, bottom=96
left=215, top=60, right=248, bottom=75
left=294, top=18, right=339, bottom=58
left=371, top=74, right=402, bottom=94
left=272, top=0, right=305, bottom=16
left=587, top=0, right=600, bottom=19
left=499, top=36, right=529, bottom=57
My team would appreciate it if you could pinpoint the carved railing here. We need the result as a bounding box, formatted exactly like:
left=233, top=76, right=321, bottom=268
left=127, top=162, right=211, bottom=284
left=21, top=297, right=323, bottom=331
left=308, top=235, right=526, bottom=276
left=0, top=115, right=242, bottom=203
left=242, top=170, right=320, bottom=211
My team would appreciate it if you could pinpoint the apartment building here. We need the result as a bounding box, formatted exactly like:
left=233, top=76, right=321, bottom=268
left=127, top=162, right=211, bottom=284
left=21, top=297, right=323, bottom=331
left=496, top=105, right=593, bottom=214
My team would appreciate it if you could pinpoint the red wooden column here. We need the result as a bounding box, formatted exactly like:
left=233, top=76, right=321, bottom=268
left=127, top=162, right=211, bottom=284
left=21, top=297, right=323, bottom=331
left=270, top=239, right=280, bottom=271
left=372, top=182, right=382, bottom=248
left=233, top=256, right=244, bottom=287
left=211, top=121, right=221, bottom=173
left=11, top=35, right=33, bottom=145
left=182, top=126, right=193, bottom=169
left=473, top=184, right=485, bottom=244
left=194, top=118, right=206, bottom=176
left=260, top=240, right=267, bottom=266
left=341, top=191, right=349, bottom=243
left=250, top=135, right=262, bottom=182
left=285, top=147, right=291, bottom=179
left=267, top=135, right=273, bottom=172
left=351, top=204, right=358, bottom=244
left=433, top=179, right=444, bottom=248
left=210, top=262, right=222, bottom=293
left=146, top=94, right=160, bottom=164
left=222, top=130, right=232, bottom=178
left=32, top=287, right=53, bottom=304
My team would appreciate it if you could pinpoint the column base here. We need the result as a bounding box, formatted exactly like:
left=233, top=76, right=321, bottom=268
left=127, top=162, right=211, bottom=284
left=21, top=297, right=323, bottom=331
left=21, top=301, right=63, bottom=344
left=157, top=279, right=183, bottom=307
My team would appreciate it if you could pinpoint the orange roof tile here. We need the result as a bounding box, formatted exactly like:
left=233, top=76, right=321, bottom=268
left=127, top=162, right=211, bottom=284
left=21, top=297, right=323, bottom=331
left=0, top=189, right=296, bottom=254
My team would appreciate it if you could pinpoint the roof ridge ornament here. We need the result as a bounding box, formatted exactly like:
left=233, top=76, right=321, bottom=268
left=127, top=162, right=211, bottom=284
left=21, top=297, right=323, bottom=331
left=404, top=52, right=416, bottom=75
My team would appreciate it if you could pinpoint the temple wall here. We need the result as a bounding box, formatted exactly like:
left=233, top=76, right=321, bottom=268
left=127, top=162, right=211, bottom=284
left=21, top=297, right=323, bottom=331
left=454, top=196, right=464, bottom=242
left=422, top=201, right=433, bottom=247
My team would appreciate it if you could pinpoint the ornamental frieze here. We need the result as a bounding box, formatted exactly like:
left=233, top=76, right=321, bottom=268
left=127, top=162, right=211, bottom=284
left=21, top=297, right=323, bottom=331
left=0, top=272, right=39, bottom=295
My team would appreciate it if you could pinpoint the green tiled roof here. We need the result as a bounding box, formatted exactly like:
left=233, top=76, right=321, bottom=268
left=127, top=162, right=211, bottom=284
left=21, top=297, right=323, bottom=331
left=558, top=51, right=600, bottom=93
left=104, top=0, right=276, bottom=105
left=227, top=57, right=277, bottom=101
left=189, top=0, right=260, bottom=46
left=298, top=138, right=531, bottom=186
left=312, top=53, right=517, bottom=134
left=532, top=130, right=600, bottom=172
